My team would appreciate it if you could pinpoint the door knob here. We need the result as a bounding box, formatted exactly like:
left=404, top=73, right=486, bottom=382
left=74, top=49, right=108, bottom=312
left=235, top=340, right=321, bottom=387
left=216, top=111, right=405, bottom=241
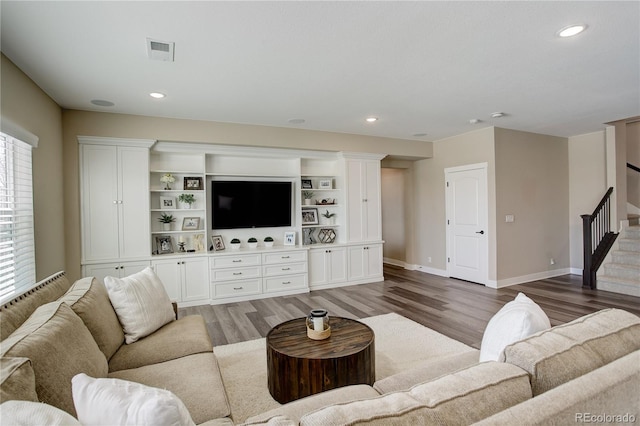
left=476, top=230, right=485, bottom=234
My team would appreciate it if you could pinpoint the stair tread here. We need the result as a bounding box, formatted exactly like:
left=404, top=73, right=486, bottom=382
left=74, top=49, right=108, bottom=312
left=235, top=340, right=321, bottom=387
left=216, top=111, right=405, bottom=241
left=606, top=262, right=640, bottom=270
left=599, top=275, right=640, bottom=285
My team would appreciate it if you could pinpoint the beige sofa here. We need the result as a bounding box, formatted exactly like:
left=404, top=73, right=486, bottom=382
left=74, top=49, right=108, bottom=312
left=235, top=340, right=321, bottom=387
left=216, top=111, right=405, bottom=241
left=1, top=271, right=639, bottom=425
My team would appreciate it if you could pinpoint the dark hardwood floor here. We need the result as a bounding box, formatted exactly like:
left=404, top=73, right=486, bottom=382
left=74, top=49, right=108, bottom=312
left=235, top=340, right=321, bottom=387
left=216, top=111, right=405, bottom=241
left=179, top=265, right=640, bottom=349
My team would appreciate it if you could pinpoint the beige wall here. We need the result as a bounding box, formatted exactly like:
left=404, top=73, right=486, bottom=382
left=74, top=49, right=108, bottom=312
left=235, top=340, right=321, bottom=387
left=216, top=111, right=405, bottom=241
left=568, top=131, right=607, bottom=270
left=494, top=128, right=569, bottom=281
left=62, top=110, right=434, bottom=280
left=413, top=127, right=497, bottom=279
left=381, top=168, right=406, bottom=263
left=1, top=54, right=65, bottom=280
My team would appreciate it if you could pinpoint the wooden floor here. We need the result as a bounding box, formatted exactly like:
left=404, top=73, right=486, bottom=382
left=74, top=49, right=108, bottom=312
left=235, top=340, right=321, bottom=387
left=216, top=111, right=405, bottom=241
left=180, top=265, right=640, bottom=349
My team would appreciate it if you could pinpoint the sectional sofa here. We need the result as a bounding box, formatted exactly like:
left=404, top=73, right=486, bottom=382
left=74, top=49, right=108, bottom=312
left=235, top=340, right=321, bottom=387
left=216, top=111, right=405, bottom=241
left=1, top=270, right=639, bottom=425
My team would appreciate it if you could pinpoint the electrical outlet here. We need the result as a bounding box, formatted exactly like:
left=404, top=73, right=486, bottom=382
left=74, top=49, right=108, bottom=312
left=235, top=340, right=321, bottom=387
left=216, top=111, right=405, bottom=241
left=427, top=257, right=432, bottom=263
left=550, top=258, right=555, bottom=265
left=505, top=214, right=515, bottom=223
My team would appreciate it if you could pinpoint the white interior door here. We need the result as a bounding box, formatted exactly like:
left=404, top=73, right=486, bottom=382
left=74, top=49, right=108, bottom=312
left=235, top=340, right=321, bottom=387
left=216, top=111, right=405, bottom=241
left=445, top=164, right=488, bottom=285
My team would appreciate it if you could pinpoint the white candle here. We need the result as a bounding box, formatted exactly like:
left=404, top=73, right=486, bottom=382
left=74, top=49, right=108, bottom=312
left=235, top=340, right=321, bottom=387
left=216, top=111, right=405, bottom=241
left=313, top=316, right=323, bottom=331
left=179, top=236, right=185, bottom=243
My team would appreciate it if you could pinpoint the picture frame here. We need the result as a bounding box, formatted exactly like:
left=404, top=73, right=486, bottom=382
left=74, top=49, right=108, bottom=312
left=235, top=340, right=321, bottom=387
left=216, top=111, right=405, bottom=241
left=301, top=208, right=319, bottom=225
left=184, top=176, right=203, bottom=190
left=284, top=231, right=296, bottom=246
left=160, top=196, right=175, bottom=210
left=211, top=235, right=225, bottom=251
left=182, top=217, right=200, bottom=231
left=301, top=179, right=313, bottom=189
left=318, top=179, right=332, bottom=189
left=155, top=235, right=174, bottom=254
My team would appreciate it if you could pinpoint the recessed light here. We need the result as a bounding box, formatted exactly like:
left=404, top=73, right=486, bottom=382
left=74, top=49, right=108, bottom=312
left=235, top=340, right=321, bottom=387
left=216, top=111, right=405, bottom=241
left=366, top=117, right=378, bottom=123
left=90, top=99, right=114, bottom=107
left=558, top=24, right=587, bottom=38
left=149, top=92, right=166, bottom=99
left=490, top=112, right=505, bottom=118
left=469, top=119, right=482, bottom=124
left=288, top=118, right=306, bottom=124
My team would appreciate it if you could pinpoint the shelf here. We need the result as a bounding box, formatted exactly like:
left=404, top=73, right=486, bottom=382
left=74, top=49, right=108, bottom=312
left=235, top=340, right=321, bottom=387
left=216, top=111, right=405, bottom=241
left=151, top=230, right=205, bottom=235
left=151, top=189, right=205, bottom=193
left=151, top=208, right=205, bottom=212
left=304, top=204, right=340, bottom=208
left=150, top=170, right=204, bottom=174
left=302, top=225, right=340, bottom=229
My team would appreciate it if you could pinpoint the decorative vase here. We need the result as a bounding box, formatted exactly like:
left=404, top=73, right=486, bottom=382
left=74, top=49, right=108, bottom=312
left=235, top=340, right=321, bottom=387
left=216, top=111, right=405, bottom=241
left=248, top=242, right=258, bottom=249
left=230, top=242, right=241, bottom=251
left=162, top=223, right=171, bottom=231
left=264, top=241, right=274, bottom=248
left=164, top=184, right=172, bottom=190
left=304, top=199, right=313, bottom=206
left=306, top=309, right=330, bottom=340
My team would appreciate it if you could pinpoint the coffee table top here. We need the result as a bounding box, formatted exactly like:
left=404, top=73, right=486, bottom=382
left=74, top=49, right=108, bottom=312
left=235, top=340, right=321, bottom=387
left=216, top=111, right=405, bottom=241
left=266, top=316, right=374, bottom=359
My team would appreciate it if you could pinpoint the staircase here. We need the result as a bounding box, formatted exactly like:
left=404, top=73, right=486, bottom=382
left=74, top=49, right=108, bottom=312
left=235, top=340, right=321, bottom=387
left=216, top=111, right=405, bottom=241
left=598, top=224, right=640, bottom=297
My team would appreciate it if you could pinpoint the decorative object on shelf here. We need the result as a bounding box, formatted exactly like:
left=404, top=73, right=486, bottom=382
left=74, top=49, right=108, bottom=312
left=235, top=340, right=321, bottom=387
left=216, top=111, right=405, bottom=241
left=321, top=209, right=336, bottom=225
left=264, top=236, right=274, bottom=248
left=301, top=179, right=313, bottom=189
left=284, top=232, right=295, bottom=246
left=302, top=190, right=315, bottom=206
left=183, top=176, right=203, bottom=190
left=318, top=228, right=337, bottom=244
left=303, top=228, right=316, bottom=245
left=160, top=173, right=175, bottom=190
left=181, top=217, right=200, bottom=231
left=157, top=213, right=175, bottom=231
left=306, top=309, right=330, bottom=340
left=178, top=193, right=196, bottom=209
left=155, top=235, right=173, bottom=254
left=318, top=179, right=332, bottom=189
left=248, top=237, right=258, bottom=249
left=317, top=198, right=335, bottom=205
left=159, top=196, right=175, bottom=210
left=193, top=234, right=205, bottom=252
left=302, top=208, right=319, bottom=225
left=177, top=236, right=186, bottom=252
left=211, top=235, right=225, bottom=251
left=230, top=238, right=241, bottom=250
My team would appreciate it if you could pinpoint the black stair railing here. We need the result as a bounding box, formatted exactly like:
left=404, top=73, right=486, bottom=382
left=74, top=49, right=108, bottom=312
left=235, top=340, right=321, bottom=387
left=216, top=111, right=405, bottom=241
left=581, top=187, right=618, bottom=289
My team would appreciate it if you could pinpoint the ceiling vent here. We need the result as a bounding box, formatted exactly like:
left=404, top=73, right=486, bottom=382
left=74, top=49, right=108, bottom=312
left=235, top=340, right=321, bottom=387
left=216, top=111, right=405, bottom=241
left=146, top=38, right=175, bottom=62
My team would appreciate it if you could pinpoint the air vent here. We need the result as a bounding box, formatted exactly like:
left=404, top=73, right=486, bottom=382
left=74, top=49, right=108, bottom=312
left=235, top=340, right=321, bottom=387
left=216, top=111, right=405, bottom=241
left=146, top=38, right=175, bottom=62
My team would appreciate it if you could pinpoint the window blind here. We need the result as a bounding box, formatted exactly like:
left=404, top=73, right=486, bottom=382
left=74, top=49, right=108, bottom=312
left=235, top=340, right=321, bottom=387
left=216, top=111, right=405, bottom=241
left=0, top=132, right=36, bottom=302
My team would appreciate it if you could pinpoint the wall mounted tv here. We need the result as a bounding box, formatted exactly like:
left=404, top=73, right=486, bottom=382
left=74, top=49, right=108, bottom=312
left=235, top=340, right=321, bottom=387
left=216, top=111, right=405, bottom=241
left=211, top=180, right=293, bottom=229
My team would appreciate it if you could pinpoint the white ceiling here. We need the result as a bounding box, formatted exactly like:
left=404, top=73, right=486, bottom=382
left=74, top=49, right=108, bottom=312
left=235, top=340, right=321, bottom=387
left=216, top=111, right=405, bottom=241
left=1, top=1, right=638, bottom=142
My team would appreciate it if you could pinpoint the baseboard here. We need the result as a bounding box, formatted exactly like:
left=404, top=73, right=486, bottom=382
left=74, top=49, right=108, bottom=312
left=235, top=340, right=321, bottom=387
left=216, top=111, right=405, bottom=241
left=494, top=268, right=573, bottom=288
left=383, top=257, right=406, bottom=268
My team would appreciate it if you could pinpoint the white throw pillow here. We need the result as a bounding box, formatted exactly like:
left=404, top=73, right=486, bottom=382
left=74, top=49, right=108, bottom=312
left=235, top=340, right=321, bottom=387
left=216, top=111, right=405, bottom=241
left=72, top=373, right=195, bottom=426
left=0, top=400, right=81, bottom=426
left=479, top=292, right=551, bottom=362
left=104, top=267, right=175, bottom=344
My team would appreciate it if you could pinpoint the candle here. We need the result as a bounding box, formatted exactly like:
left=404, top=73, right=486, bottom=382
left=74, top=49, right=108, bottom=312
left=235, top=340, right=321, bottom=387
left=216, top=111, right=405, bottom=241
left=313, top=316, right=323, bottom=331
left=179, top=236, right=185, bottom=243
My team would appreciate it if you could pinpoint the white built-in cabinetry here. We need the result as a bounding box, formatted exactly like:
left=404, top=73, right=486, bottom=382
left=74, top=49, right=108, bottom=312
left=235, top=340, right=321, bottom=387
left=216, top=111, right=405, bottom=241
left=79, top=138, right=385, bottom=306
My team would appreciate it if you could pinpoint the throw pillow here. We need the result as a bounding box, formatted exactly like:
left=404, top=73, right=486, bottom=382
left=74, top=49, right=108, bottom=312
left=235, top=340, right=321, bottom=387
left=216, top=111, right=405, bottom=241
left=0, top=400, right=81, bottom=426
left=71, top=373, right=195, bottom=426
left=104, top=267, right=175, bottom=344
left=0, top=357, right=38, bottom=402
left=479, top=292, right=550, bottom=362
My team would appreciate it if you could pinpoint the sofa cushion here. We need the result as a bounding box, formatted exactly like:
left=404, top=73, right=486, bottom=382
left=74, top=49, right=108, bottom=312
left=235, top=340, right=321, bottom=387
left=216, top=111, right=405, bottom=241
left=108, top=352, right=230, bottom=424
left=0, top=357, right=38, bottom=402
left=59, top=277, right=125, bottom=360
left=108, top=315, right=213, bottom=372
left=0, top=271, right=71, bottom=340
left=501, top=308, right=640, bottom=396
left=474, top=350, right=640, bottom=425
left=300, top=362, right=531, bottom=425
left=479, top=292, right=550, bottom=362
left=374, top=350, right=480, bottom=394
left=72, top=373, right=195, bottom=426
left=0, top=400, right=82, bottom=426
left=0, top=302, right=108, bottom=416
left=104, top=267, right=175, bottom=344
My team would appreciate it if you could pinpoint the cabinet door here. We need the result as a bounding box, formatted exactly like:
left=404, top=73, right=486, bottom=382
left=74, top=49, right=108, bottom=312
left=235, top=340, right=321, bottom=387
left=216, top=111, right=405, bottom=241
left=152, top=259, right=182, bottom=302
left=347, top=245, right=366, bottom=281
left=309, top=249, right=330, bottom=286
left=118, top=147, right=150, bottom=259
left=120, top=260, right=151, bottom=278
left=81, top=144, right=120, bottom=261
left=327, top=247, right=347, bottom=283
left=364, top=244, right=383, bottom=278
left=345, top=160, right=365, bottom=242
left=181, top=257, right=209, bottom=302
left=83, top=262, right=122, bottom=284
left=363, top=161, right=382, bottom=241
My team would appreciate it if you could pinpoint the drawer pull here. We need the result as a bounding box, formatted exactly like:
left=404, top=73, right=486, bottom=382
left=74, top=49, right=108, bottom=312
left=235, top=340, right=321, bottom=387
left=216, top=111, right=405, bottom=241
left=282, top=267, right=291, bottom=271
left=233, top=272, right=243, bottom=275
left=281, top=256, right=290, bottom=259
left=233, top=286, right=243, bottom=290
left=282, top=281, right=291, bottom=285
left=232, top=259, right=242, bottom=263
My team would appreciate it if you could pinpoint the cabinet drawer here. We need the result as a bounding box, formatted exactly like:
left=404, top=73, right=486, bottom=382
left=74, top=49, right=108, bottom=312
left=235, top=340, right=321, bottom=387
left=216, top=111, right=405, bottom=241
left=262, top=251, right=307, bottom=265
left=213, top=279, right=262, bottom=298
left=211, top=266, right=261, bottom=282
left=264, top=275, right=307, bottom=292
left=263, top=262, right=307, bottom=277
left=210, top=254, right=261, bottom=268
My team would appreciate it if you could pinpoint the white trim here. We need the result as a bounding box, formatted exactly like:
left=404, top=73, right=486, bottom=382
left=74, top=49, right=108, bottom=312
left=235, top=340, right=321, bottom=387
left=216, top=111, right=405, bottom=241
left=339, top=152, right=387, bottom=161
left=0, top=116, right=39, bottom=147
left=492, top=268, right=573, bottom=288
left=412, top=264, right=449, bottom=277
left=382, top=257, right=405, bottom=268
left=77, top=136, right=156, bottom=148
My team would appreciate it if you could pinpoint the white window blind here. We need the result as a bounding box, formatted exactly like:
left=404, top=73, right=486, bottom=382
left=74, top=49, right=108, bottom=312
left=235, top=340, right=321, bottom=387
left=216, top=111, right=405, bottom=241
left=0, top=132, right=36, bottom=302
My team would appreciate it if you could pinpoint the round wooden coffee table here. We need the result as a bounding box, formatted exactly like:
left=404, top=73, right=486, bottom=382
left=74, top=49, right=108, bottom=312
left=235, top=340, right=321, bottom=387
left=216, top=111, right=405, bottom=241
left=266, top=316, right=375, bottom=404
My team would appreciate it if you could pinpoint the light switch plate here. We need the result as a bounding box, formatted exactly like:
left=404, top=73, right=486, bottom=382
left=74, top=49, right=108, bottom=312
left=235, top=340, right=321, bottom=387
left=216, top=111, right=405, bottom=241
left=505, top=214, right=515, bottom=223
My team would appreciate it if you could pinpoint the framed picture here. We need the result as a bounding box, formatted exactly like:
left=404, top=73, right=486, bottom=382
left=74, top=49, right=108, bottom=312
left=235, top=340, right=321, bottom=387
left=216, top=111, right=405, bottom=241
left=182, top=217, right=200, bottom=230
left=211, top=235, right=225, bottom=251
left=160, top=196, right=175, bottom=210
left=184, top=176, right=203, bottom=190
left=284, top=231, right=296, bottom=246
left=301, top=179, right=313, bottom=189
left=302, top=208, right=319, bottom=225
left=318, top=179, right=332, bottom=189
left=155, top=235, right=174, bottom=254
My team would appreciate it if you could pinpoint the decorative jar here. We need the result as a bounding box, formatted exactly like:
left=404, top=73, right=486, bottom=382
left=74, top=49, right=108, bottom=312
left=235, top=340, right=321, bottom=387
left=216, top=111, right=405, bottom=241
left=306, top=309, right=330, bottom=340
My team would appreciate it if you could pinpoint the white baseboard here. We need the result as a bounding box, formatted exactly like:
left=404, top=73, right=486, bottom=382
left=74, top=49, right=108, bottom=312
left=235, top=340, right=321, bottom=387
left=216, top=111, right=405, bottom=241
left=383, top=257, right=406, bottom=268
left=494, top=268, right=573, bottom=288
left=383, top=258, right=449, bottom=277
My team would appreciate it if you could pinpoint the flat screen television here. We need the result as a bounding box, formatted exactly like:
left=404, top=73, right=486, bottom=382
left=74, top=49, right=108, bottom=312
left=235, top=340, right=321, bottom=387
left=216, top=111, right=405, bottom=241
left=211, top=180, right=292, bottom=229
